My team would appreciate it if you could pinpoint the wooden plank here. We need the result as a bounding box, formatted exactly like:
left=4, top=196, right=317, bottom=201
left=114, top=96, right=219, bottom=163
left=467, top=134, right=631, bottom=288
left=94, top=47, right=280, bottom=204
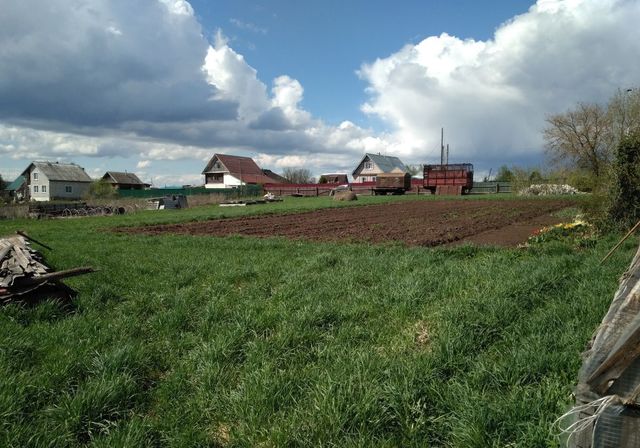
left=0, top=244, right=12, bottom=263
left=18, top=267, right=96, bottom=285
left=16, top=231, right=53, bottom=251
left=12, top=246, right=30, bottom=271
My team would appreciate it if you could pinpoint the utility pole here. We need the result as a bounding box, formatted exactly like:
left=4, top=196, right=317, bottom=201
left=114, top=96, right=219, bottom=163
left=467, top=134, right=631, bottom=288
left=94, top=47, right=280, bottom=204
left=446, top=144, right=449, bottom=165
left=440, top=127, right=444, bottom=165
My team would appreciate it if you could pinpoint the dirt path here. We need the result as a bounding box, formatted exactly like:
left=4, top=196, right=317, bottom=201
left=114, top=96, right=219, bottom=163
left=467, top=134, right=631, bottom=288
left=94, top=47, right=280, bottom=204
left=121, top=198, right=576, bottom=247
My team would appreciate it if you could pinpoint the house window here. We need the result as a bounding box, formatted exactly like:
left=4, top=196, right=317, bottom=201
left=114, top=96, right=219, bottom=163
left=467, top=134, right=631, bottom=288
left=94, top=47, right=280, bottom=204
left=42, top=186, right=47, bottom=193
left=206, top=173, right=224, bottom=183
left=65, top=186, right=72, bottom=193
left=33, top=172, right=38, bottom=181
left=364, top=162, right=373, bottom=169
left=33, top=185, right=39, bottom=193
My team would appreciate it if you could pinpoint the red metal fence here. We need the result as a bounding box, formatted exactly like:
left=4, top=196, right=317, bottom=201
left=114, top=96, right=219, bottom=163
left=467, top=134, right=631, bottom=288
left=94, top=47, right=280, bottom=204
left=264, top=180, right=430, bottom=196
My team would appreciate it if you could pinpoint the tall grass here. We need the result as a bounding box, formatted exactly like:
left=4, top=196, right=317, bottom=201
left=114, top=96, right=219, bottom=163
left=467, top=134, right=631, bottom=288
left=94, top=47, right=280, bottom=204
left=0, top=196, right=630, bottom=447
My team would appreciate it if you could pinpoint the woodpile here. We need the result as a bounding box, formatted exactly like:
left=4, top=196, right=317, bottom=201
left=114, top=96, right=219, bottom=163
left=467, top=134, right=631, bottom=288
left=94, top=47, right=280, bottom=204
left=0, top=233, right=94, bottom=302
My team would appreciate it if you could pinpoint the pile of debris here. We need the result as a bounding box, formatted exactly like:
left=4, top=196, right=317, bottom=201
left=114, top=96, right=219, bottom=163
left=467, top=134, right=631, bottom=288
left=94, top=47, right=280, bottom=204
left=0, top=232, right=94, bottom=302
left=519, top=184, right=582, bottom=196
left=220, top=194, right=283, bottom=207
left=146, top=195, right=188, bottom=210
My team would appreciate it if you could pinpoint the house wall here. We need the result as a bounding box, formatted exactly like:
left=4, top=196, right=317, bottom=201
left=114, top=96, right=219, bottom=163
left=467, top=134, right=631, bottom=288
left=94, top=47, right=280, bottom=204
left=353, top=158, right=381, bottom=183
left=205, top=174, right=242, bottom=189
left=49, top=181, right=90, bottom=200
left=29, top=166, right=51, bottom=201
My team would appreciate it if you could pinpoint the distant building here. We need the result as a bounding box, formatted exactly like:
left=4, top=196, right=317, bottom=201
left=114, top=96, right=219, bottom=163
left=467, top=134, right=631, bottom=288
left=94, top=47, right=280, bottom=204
left=20, top=161, right=92, bottom=201
left=261, top=169, right=288, bottom=183
left=352, top=153, right=407, bottom=183
left=319, top=174, right=349, bottom=184
left=101, top=171, right=148, bottom=190
left=4, top=176, right=28, bottom=202
left=202, top=154, right=274, bottom=189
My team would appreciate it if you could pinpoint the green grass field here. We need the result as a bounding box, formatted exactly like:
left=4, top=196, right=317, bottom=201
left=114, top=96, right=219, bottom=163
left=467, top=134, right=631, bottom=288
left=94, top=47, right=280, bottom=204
left=0, top=195, right=635, bottom=447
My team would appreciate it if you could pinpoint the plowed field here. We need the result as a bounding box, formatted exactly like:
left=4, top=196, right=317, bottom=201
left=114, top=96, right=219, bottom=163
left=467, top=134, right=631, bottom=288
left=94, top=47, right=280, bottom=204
left=122, top=198, right=576, bottom=247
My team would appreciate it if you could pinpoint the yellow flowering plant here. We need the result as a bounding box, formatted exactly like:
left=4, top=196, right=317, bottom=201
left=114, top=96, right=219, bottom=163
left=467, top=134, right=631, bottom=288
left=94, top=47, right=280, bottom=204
left=526, top=218, right=596, bottom=248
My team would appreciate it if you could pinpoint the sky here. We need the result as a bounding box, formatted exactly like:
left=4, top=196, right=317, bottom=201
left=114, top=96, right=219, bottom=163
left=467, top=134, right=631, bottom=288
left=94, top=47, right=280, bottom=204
left=1, top=0, right=639, bottom=186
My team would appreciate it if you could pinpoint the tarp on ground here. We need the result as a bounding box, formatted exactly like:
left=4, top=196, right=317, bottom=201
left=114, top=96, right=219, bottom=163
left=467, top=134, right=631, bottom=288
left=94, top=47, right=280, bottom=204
left=569, top=243, right=640, bottom=447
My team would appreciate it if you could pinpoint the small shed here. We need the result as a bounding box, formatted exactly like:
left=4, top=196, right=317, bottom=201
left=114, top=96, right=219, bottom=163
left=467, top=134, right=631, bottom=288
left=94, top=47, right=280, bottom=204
left=101, top=171, right=148, bottom=190
left=4, top=176, right=28, bottom=202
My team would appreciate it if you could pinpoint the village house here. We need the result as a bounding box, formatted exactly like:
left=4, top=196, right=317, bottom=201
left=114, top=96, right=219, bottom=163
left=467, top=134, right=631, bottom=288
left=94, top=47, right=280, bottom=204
left=101, top=171, right=148, bottom=190
left=202, top=154, right=276, bottom=188
left=20, top=161, right=92, bottom=201
left=352, top=153, right=407, bottom=183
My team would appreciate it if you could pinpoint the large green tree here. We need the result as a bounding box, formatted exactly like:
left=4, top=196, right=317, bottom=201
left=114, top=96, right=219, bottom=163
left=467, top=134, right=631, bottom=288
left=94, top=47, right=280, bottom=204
left=494, top=165, right=514, bottom=182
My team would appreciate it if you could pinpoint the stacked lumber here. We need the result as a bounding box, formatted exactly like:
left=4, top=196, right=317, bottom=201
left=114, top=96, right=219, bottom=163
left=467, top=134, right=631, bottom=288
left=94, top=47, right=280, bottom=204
left=0, top=234, right=94, bottom=302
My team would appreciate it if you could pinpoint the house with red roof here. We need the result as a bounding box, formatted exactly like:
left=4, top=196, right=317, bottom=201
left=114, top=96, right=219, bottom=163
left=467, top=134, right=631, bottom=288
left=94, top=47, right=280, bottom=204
left=202, top=154, right=277, bottom=189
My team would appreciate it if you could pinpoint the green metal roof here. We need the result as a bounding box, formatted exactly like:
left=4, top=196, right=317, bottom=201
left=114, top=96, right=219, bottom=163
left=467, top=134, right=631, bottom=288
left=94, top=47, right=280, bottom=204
left=5, top=175, right=25, bottom=191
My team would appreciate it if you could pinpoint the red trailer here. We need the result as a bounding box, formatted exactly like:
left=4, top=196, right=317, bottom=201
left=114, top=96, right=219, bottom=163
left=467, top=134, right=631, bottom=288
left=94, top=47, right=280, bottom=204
left=423, top=163, right=474, bottom=195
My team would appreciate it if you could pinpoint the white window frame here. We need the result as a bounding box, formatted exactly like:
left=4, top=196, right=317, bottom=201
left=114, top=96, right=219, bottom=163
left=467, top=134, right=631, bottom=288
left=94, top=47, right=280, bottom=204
left=42, top=185, right=47, bottom=193
left=33, top=185, right=39, bottom=193
left=364, top=161, right=373, bottom=170
left=65, top=185, right=72, bottom=193
left=33, top=172, right=38, bottom=181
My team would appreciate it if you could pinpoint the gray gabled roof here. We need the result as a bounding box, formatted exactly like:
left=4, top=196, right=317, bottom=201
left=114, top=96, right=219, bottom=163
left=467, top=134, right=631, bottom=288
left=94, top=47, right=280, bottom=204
left=23, top=162, right=92, bottom=182
left=102, top=171, right=145, bottom=185
left=352, top=153, right=407, bottom=175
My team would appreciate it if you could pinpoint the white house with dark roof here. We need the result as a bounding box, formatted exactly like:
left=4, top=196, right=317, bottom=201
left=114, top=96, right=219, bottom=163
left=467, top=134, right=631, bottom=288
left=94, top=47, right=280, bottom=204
left=352, top=153, right=408, bottom=183
left=20, top=161, right=92, bottom=201
left=202, top=153, right=274, bottom=189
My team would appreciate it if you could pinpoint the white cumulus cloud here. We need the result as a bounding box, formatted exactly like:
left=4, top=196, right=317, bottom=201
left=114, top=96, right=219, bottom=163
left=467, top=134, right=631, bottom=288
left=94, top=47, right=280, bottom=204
left=359, top=0, right=640, bottom=166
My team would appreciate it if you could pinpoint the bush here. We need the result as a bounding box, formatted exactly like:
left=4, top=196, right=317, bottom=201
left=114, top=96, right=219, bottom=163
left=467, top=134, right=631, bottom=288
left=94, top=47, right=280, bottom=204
left=87, top=180, right=117, bottom=199
left=607, top=132, right=640, bottom=231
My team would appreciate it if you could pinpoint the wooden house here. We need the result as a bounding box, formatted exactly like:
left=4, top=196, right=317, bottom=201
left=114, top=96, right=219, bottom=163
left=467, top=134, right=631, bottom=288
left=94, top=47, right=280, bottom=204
left=352, top=153, right=407, bottom=183
left=101, top=171, right=148, bottom=190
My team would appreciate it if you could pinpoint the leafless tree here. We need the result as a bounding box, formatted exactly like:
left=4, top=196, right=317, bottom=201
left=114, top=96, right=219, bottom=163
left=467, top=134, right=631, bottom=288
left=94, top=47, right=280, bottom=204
left=608, top=88, right=640, bottom=146
left=544, top=102, right=612, bottom=178
left=282, top=167, right=314, bottom=184
left=405, top=164, right=423, bottom=177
